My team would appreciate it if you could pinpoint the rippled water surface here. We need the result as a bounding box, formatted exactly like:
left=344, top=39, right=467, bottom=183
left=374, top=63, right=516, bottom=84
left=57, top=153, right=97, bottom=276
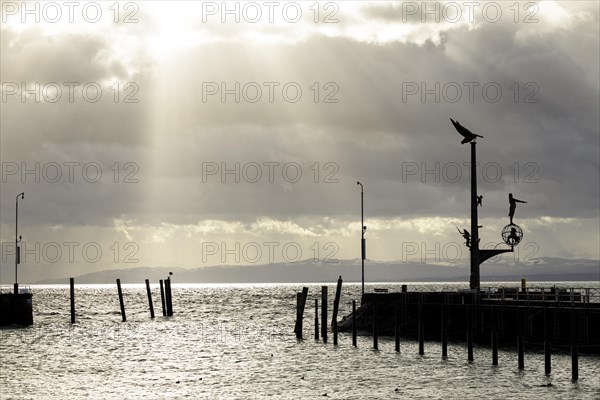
left=1, top=282, right=599, bottom=399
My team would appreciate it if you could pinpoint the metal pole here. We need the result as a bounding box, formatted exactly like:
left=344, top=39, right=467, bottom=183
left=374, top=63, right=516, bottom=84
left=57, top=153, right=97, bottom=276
left=470, top=142, right=480, bottom=290
left=358, top=182, right=365, bottom=295
left=15, top=193, right=23, bottom=294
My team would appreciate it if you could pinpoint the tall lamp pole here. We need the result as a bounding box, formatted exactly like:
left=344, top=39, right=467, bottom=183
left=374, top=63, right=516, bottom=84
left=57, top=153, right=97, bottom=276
left=15, top=192, right=24, bottom=294
left=357, top=182, right=366, bottom=295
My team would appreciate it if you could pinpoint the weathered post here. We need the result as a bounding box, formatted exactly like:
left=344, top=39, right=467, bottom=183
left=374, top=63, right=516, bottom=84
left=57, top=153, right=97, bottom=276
left=571, top=307, right=579, bottom=381
left=418, top=294, right=424, bottom=356
left=314, top=299, right=319, bottom=341
left=145, top=279, right=154, bottom=319
left=294, top=287, right=309, bottom=339
left=352, top=300, right=357, bottom=347
left=492, top=306, right=498, bottom=366
left=165, top=278, right=173, bottom=316
left=442, top=294, right=448, bottom=358
left=296, top=292, right=303, bottom=339
left=517, top=307, right=524, bottom=370
left=467, top=302, right=473, bottom=362
left=116, top=278, right=126, bottom=322
left=332, top=276, right=343, bottom=346
left=70, top=277, right=75, bottom=324
left=395, top=302, right=400, bottom=353
left=159, top=279, right=166, bottom=316
left=373, top=302, right=378, bottom=350
left=544, top=306, right=551, bottom=375
left=321, top=286, right=328, bottom=343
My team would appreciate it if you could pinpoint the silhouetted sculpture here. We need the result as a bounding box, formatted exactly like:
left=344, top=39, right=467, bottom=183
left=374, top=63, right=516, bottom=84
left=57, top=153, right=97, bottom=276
left=450, top=118, right=483, bottom=144
left=507, top=227, right=519, bottom=246
left=508, top=193, right=527, bottom=224
left=456, top=227, right=471, bottom=248
left=477, top=195, right=483, bottom=207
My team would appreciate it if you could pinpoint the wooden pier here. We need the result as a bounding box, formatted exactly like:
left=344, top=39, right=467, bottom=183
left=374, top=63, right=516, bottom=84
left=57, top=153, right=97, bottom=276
left=338, top=287, right=600, bottom=355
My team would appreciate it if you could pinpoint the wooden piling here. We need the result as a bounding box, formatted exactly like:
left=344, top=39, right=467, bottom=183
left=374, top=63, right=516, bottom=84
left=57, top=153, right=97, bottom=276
left=332, top=277, right=343, bottom=346
left=116, top=278, right=126, bottom=322
left=395, top=302, right=400, bottom=353
left=441, top=294, right=447, bottom=358
left=321, top=286, right=328, bottom=343
left=69, top=277, right=75, bottom=324
left=165, top=278, right=173, bottom=316
left=418, top=294, right=424, bottom=355
left=314, top=299, right=319, bottom=341
left=296, top=292, right=303, bottom=339
left=571, top=308, right=579, bottom=381
left=294, top=287, right=309, bottom=339
left=517, top=308, right=524, bottom=370
left=145, top=279, right=154, bottom=319
left=490, top=310, right=497, bottom=367
left=544, top=306, right=551, bottom=375
left=352, top=300, right=357, bottom=347
left=159, top=279, right=166, bottom=317
left=467, top=302, right=473, bottom=362
left=373, top=302, right=378, bottom=350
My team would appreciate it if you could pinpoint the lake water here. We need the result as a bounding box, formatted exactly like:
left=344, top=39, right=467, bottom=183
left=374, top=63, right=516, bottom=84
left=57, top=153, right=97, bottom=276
left=1, top=282, right=599, bottom=399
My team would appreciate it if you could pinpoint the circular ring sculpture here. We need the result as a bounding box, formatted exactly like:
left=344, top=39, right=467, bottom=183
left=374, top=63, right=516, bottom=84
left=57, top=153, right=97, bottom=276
left=502, top=224, right=523, bottom=247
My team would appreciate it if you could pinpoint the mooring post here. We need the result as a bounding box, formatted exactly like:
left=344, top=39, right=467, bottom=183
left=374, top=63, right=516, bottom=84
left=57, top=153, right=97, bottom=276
left=373, top=302, right=378, bottom=350
left=395, top=301, right=400, bottom=353
left=321, top=286, right=328, bottom=343
left=492, top=306, right=498, bottom=366
left=352, top=299, right=357, bottom=347
left=467, top=301, right=473, bottom=362
left=571, top=307, right=579, bottom=381
left=441, top=296, right=447, bottom=359
left=315, top=299, right=319, bottom=341
left=116, top=278, right=126, bottom=322
left=332, top=276, right=343, bottom=346
left=165, top=278, right=173, bottom=316
left=145, top=279, right=155, bottom=319
left=296, top=292, right=303, bottom=339
left=159, top=279, right=166, bottom=317
left=69, top=277, right=75, bottom=324
left=544, top=306, right=551, bottom=375
left=418, top=294, right=424, bottom=356
left=517, top=307, right=524, bottom=370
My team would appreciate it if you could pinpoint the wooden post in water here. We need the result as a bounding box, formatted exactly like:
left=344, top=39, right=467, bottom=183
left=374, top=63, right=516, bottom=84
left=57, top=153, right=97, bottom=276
left=296, top=292, right=303, bottom=339
left=70, top=277, right=75, bottom=324
left=492, top=306, right=498, bottom=366
left=467, top=302, right=473, bottom=362
left=441, top=294, right=447, bottom=358
left=352, top=300, right=357, bottom=347
left=116, top=278, right=126, bottom=322
left=159, top=279, right=166, bottom=316
left=145, top=279, right=155, bottom=319
left=571, top=307, right=579, bottom=381
left=332, top=276, right=343, bottom=346
left=321, top=286, right=328, bottom=343
left=395, top=302, right=400, bottom=353
left=165, top=278, right=173, bottom=316
left=418, top=294, right=424, bottom=355
left=544, top=306, right=551, bottom=375
left=372, top=302, right=378, bottom=350
left=517, top=307, right=524, bottom=370
left=314, top=299, right=319, bottom=341
left=294, top=287, right=309, bottom=339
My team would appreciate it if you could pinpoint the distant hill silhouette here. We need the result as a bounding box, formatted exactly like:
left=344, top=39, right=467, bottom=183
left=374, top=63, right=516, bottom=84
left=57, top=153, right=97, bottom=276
left=33, top=257, right=600, bottom=284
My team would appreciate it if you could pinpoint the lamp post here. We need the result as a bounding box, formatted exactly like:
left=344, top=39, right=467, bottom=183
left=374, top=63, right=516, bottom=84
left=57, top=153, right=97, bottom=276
left=357, top=182, right=366, bottom=295
left=15, top=192, right=24, bottom=294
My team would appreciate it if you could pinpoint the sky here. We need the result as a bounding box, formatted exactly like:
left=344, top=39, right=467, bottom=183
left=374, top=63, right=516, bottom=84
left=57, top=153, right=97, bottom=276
left=1, top=1, right=599, bottom=283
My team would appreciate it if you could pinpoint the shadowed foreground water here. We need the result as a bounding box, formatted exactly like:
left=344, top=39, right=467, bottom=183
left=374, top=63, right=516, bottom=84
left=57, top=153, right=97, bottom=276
left=1, top=282, right=599, bottom=399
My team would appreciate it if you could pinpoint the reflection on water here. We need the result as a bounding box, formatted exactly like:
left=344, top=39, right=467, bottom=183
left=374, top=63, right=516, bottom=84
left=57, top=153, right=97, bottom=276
left=1, top=282, right=599, bottom=399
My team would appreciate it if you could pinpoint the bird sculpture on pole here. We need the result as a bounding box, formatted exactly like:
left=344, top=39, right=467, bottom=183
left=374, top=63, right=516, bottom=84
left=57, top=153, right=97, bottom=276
left=450, top=118, right=483, bottom=144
